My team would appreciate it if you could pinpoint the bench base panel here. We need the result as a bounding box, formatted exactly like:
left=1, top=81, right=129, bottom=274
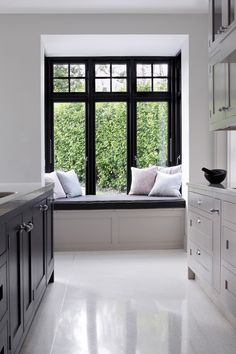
left=54, top=208, right=185, bottom=251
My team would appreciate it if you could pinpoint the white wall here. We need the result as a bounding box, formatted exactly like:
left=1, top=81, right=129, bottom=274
left=0, top=14, right=212, bottom=187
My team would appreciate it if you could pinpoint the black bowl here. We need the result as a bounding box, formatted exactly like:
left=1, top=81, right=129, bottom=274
left=204, top=169, right=227, bottom=184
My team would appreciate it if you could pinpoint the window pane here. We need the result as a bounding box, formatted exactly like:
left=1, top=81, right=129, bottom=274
left=95, top=79, right=110, bottom=92
left=70, top=64, right=85, bottom=77
left=54, top=103, right=86, bottom=193
left=95, top=64, right=110, bottom=77
left=153, top=78, right=168, bottom=92
left=137, top=102, right=168, bottom=167
left=53, top=64, right=68, bottom=77
left=96, top=102, right=127, bottom=194
left=153, top=64, right=168, bottom=77
left=137, top=78, right=152, bottom=92
left=53, top=79, right=69, bottom=92
left=137, top=64, right=151, bottom=77
left=70, top=79, right=86, bottom=92
left=112, top=64, right=127, bottom=77
left=112, top=79, right=127, bottom=92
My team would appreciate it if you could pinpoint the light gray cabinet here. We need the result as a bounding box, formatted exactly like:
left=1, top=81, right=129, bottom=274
left=209, top=48, right=236, bottom=130
left=209, top=0, right=236, bottom=52
left=188, top=184, right=236, bottom=326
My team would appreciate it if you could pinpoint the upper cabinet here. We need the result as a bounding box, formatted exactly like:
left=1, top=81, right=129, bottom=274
left=209, top=0, right=236, bottom=53
left=209, top=0, right=236, bottom=130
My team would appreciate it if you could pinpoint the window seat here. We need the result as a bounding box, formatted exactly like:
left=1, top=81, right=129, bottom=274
left=53, top=194, right=185, bottom=210
left=54, top=194, right=185, bottom=251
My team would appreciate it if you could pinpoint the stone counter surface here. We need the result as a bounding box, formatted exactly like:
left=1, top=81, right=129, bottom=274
left=188, top=182, right=236, bottom=202
left=0, top=182, right=54, bottom=218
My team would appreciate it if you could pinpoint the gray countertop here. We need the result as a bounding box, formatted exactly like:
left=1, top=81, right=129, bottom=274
left=0, top=182, right=54, bottom=218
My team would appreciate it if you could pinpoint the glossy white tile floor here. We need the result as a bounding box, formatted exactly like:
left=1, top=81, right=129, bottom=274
left=20, top=250, right=236, bottom=354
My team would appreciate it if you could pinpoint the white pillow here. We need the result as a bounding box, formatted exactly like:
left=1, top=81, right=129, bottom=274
left=129, top=166, right=157, bottom=195
left=157, top=164, right=182, bottom=174
left=57, top=170, right=82, bottom=198
left=45, top=171, right=66, bottom=199
left=149, top=171, right=182, bottom=197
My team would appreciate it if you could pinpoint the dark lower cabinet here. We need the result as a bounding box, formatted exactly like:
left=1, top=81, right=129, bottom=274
left=32, top=200, right=46, bottom=306
left=8, top=213, right=24, bottom=354
left=1, top=188, right=54, bottom=354
left=46, top=196, right=54, bottom=283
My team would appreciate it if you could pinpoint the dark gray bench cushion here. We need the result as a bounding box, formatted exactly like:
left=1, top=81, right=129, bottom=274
left=54, top=194, right=185, bottom=210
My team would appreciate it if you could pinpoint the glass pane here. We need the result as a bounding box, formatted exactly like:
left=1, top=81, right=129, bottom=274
left=53, top=64, right=68, bottom=77
left=53, top=79, right=69, bottom=92
left=96, top=102, right=127, bottom=194
left=112, top=79, right=127, bottom=92
left=70, top=79, right=86, bottom=92
left=54, top=103, right=86, bottom=193
left=137, top=64, right=151, bottom=77
left=95, top=79, right=110, bottom=92
left=229, top=0, right=235, bottom=25
left=95, top=64, right=110, bottom=77
left=153, top=78, right=168, bottom=92
left=153, top=64, right=168, bottom=77
left=137, top=102, right=168, bottom=167
left=137, top=78, right=152, bottom=92
left=213, top=0, right=222, bottom=42
left=70, top=64, right=85, bottom=77
left=112, top=64, right=127, bottom=77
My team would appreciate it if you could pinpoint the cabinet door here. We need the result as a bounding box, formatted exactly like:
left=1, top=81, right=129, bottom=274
left=32, top=200, right=46, bottom=305
left=8, top=213, right=24, bottom=354
left=22, top=210, right=34, bottom=329
left=209, top=62, right=227, bottom=128
left=46, top=195, right=54, bottom=283
left=226, top=49, right=236, bottom=120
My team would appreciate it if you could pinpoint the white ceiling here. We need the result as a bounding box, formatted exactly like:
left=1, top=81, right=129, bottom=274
left=42, top=35, right=187, bottom=57
left=0, top=0, right=208, bottom=14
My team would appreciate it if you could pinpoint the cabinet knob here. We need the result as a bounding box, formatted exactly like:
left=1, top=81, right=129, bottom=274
left=218, top=107, right=223, bottom=112
left=210, top=208, right=219, bottom=214
left=197, top=218, right=201, bottom=224
left=219, top=26, right=228, bottom=33
left=40, top=204, right=48, bottom=212
left=196, top=249, right=201, bottom=256
left=197, top=200, right=202, bottom=205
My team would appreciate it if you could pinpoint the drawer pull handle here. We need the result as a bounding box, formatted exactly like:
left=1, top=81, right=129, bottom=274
left=197, top=200, right=202, bottom=205
left=197, top=218, right=201, bottom=224
left=225, top=280, right=228, bottom=290
left=196, top=249, right=201, bottom=256
left=226, top=240, right=229, bottom=249
left=190, top=248, right=192, bottom=255
left=210, top=208, right=219, bottom=214
left=0, top=285, right=3, bottom=301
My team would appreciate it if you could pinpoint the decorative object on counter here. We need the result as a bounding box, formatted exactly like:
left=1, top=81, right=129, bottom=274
left=202, top=167, right=227, bottom=184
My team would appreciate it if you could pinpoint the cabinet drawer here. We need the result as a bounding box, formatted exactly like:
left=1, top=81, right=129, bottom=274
left=0, top=263, right=7, bottom=321
left=222, top=225, right=236, bottom=268
left=222, top=201, right=236, bottom=225
left=0, top=224, right=6, bottom=256
left=0, top=321, right=8, bottom=354
left=188, top=211, right=213, bottom=253
left=189, top=192, right=214, bottom=213
left=188, top=240, right=212, bottom=285
left=221, top=266, right=236, bottom=317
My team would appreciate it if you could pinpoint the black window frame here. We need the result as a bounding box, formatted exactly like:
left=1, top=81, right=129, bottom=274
left=45, top=55, right=181, bottom=195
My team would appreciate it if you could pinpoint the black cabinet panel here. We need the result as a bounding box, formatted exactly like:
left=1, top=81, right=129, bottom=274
left=0, top=263, right=7, bottom=322
left=8, top=213, right=24, bottom=354
left=32, top=200, right=46, bottom=304
left=0, top=224, right=6, bottom=256
left=0, top=321, right=8, bottom=354
left=46, top=196, right=54, bottom=283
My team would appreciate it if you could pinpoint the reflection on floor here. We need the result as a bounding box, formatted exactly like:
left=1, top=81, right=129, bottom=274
left=20, top=250, right=236, bottom=354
